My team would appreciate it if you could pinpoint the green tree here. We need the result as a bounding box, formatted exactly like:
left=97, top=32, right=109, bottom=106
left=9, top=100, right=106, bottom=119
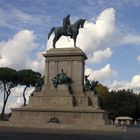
left=102, top=89, right=137, bottom=120
left=95, top=83, right=109, bottom=96
left=136, top=93, right=140, bottom=119
left=18, top=69, right=42, bottom=106
left=95, top=83, right=109, bottom=109
left=0, top=67, right=18, bottom=119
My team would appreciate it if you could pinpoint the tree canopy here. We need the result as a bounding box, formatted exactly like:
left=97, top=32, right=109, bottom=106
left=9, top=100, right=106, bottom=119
left=101, top=89, right=138, bottom=120
left=0, top=67, right=43, bottom=118
left=0, top=67, right=18, bottom=85
left=0, top=67, right=18, bottom=119
left=18, top=69, right=40, bottom=87
left=18, top=69, right=42, bottom=106
left=95, top=83, right=109, bottom=96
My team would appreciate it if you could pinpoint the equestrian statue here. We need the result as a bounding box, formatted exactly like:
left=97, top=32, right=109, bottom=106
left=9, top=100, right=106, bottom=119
left=48, top=14, right=85, bottom=48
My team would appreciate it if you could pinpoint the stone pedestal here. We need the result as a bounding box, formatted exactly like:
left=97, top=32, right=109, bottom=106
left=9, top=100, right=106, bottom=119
left=43, top=48, right=87, bottom=95
left=85, top=91, right=100, bottom=109
left=10, top=47, right=111, bottom=130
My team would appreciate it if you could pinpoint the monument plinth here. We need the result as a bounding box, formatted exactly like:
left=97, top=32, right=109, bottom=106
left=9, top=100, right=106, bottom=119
left=43, top=48, right=87, bottom=95
left=9, top=47, right=126, bottom=131
left=27, top=48, right=89, bottom=109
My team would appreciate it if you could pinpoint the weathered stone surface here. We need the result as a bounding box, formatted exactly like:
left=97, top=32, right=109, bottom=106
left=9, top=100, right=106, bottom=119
left=9, top=47, right=124, bottom=131
left=43, top=47, right=87, bottom=95
left=10, top=107, right=108, bottom=128
left=85, top=91, right=100, bottom=108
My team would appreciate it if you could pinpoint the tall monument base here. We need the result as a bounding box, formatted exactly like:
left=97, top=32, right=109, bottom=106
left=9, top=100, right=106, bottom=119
left=9, top=48, right=126, bottom=132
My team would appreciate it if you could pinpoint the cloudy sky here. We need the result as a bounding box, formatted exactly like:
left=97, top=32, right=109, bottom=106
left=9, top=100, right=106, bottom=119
left=0, top=0, right=140, bottom=112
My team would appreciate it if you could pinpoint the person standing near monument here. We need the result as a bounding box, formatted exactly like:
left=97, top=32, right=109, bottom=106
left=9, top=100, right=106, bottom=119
left=63, top=14, right=72, bottom=37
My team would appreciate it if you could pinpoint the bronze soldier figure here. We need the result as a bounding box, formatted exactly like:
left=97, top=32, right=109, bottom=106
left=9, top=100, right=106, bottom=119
left=63, top=14, right=72, bottom=37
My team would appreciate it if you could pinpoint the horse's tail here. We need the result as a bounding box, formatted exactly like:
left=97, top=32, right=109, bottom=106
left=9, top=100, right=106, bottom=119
left=48, top=27, right=55, bottom=39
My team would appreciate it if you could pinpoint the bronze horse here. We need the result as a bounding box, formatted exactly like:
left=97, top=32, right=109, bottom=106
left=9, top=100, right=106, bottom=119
left=48, top=19, right=85, bottom=48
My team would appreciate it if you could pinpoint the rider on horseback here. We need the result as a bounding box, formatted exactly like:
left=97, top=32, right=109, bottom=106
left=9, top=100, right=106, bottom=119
left=48, top=16, right=85, bottom=48
left=63, top=14, right=72, bottom=38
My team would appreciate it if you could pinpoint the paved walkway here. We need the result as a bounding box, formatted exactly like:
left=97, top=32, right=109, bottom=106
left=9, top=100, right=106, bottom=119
left=0, top=126, right=140, bottom=140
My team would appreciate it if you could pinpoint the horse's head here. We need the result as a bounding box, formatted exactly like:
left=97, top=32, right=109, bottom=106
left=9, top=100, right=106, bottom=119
left=72, top=19, right=86, bottom=29
left=80, top=19, right=85, bottom=28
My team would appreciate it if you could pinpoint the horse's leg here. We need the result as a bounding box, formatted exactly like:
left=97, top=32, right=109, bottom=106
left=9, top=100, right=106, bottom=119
left=73, top=35, right=77, bottom=47
left=53, top=35, right=61, bottom=48
left=53, top=36, right=58, bottom=48
left=53, top=37, right=56, bottom=48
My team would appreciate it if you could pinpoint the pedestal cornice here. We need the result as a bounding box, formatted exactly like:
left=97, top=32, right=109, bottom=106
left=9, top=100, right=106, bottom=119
left=43, top=47, right=88, bottom=60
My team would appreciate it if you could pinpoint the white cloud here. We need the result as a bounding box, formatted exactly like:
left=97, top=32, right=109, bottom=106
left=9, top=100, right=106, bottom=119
left=47, top=35, right=74, bottom=50
left=7, top=86, right=34, bottom=111
left=89, top=48, right=112, bottom=63
left=130, top=75, right=140, bottom=89
left=123, top=35, right=140, bottom=45
left=0, top=30, right=36, bottom=69
left=94, top=8, right=115, bottom=37
left=0, top=30, right=44, bottom=73
left=137, top=55, right=140, bottom=62
left=110, top=74, right=140, bottom=93
left=11, top=86, right=34, bottom=97
left=109, top=80, right=128, bottom=91
left=8, top=95, right=31, bottom=111
left=85, top=64, right=117, bottom=82
left=8, top=97, right=23, bottom=109
left=0, top=86, right=34, bottom=113
left=27, top=51, right=45, bottom=74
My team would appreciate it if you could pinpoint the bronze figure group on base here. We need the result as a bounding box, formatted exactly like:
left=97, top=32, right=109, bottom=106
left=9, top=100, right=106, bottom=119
left=52, top=69, right=72, bottom=88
